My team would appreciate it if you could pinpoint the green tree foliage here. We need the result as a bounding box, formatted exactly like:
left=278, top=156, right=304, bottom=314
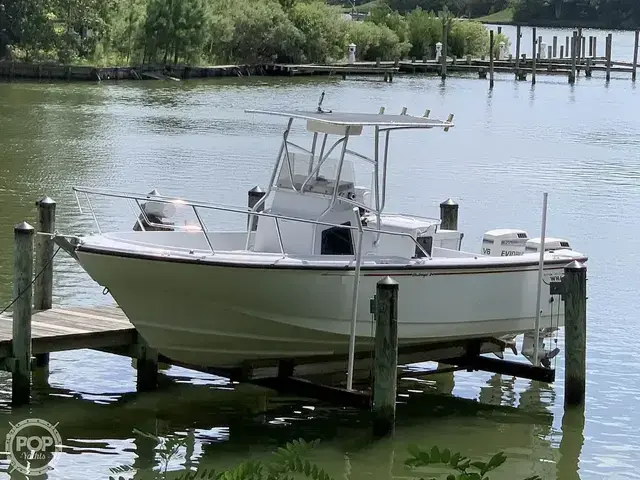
left=0, top=0, right=516, bottom=64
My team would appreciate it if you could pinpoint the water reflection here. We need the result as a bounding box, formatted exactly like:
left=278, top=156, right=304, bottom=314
left=557, top=407, right=586, bottom=480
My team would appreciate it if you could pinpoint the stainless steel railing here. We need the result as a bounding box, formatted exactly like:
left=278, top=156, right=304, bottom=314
left=72, top=185, right=435, bottom=261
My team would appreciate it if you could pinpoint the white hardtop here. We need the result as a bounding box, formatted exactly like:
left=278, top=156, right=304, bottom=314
left=245, top=109, right=454, bottom=129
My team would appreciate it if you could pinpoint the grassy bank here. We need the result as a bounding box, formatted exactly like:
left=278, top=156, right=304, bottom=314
left=475, top=8, right=514, bottom=23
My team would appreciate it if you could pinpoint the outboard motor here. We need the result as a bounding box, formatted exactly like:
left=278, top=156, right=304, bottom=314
left=132, top=189, right=176, bottom=231
left=481, top=229, right=529, bottom=257
left=525, top=237, right=572, bottom=253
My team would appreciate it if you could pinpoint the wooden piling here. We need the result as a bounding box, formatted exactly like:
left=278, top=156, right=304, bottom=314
left=565, top=36, right=570, bottom=57
left=551, top=36, right=557, bottom=58
left=632, top=30, right=638, bottom=82
left=247, top=186, right=265, bottom=231
left=12, top=222, right=35, bottom=406
left=372, top=276, right=399, bottom=437
left=33, top=197, right=56, bottom=373
left=585, top=57, right=592, bottom=78
left=439, top=199, right=458, bottom=230
left=538, top=35, right=543, bottom=59
left=569, top=32, right=577, bottom=84
left=489, top=30, right=495, bottom=89
left=560, top=46, right=564, bottom=59
left=606, top=33, right=612, bottom=82
left=577, top=27, right=583, bottom=58
left=515, top=25, right=521, bottom=78
left=532, top=28, right=537, bottom=85
left=548, top=45, right=552, bottom=60
left=581, top=36, right=586, bottom=60
left=588, top=36, right=593, bottom=57
left=563, top=261, right=587, bottom=407
left=441, top=21, right=448, bottom=79
left=593, top=36, right=597, bottom=58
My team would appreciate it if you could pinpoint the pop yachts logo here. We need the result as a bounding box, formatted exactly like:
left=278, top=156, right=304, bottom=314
left=5, top=418, right=63, bottom=476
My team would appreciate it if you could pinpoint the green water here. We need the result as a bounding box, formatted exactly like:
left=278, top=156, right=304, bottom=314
left=0, top=48, right=639, bottom=478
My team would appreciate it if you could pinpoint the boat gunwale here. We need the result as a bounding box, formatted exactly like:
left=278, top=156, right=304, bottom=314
left=75, top=244, right=588, bottom=273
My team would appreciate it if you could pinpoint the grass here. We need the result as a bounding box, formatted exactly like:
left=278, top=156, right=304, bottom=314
left=474, top=7, right=514, bottom=23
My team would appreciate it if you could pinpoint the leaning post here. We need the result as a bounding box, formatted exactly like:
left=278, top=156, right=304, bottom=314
left=563, top=260, right=587, bottom=407
left=372, top=277, right=399, bottom=437
left=34, top=197, right=56, bottom=374
left=439, top=199, right=459, bottom=230
left=12, top=222, right=35, bottom=406
left=247, top=186, right=265, bottom=231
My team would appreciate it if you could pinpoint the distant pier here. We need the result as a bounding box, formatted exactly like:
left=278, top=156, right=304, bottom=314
left=0, top=27, right=637, bottom=85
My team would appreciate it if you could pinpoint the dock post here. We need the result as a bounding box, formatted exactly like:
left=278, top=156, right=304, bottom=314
left=12, top=222, right=35, bottom=406
left=593, top=36, right=597, bottom=58
left=563, top=261, right=587, bottom=407
left=632, top=31, right=638, bottom=82
left=515, top=25, right=521, bottom=78
left=439, top=199, right=458, bottom=230
left=532, top=28, right=537, bottom=85
left=560, top=46, right=564, bottom=59
left=585, top=57, right=592, bottom=77
left=489, top=30, right=495, bottom=89
left=441, top=21, right=448, bottom=80
left=33, top=197, right=56, bottom=374
left=548, top=45, right=552, bottom=61
left=372, top=276, right=399, bottom=437
left=581, top=36, right=586, bottom=60
left=552, top=36, right=558, bottom=58
left=136, top=337, right=159, bottom=392
left=537, top=35, right=542, bottom=59
left=588, top=36, right=593, bottom=57
left=577, top=27, right=583, bottom=58
left=565, top=36, right=570, bottom=57
left=606, top=33, right=612, bottom=82
left=569, top=32, right=577, bottom=84
left=247, top=186, right=265, bottom=231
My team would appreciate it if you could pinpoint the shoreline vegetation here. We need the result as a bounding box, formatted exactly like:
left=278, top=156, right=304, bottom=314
left=0, top=0, right=636, bottom=79
left=0, top=0, right=508, bottom=73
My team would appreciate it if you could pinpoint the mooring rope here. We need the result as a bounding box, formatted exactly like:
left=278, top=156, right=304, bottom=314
left=0, top=246, right=62, bottom=316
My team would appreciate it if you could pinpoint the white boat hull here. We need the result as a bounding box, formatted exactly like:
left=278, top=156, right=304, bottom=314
left=74, top=247, right=580, bottom=368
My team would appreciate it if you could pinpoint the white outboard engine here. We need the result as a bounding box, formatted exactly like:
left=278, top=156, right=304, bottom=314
left=525, top=237, right=572, bottom=253
left=481, top=229, right=529, bottom=257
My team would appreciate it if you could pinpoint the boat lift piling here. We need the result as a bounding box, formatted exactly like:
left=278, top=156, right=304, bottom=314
left=372, top=277, right=399, bottom=437
left=551, top=261, right=588, bottom=407
left=34, top=197, right=56, bottom=374
left=439, top=198, right=458, bottom=230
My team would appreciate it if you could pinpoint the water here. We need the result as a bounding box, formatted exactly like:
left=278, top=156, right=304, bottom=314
left=0, top=39, right=639, bottom=478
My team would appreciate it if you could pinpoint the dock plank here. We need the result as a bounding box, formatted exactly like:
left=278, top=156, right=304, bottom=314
left=0, top=306, right=135, bottom=357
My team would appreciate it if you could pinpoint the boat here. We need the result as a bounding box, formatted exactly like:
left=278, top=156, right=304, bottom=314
left=54, top=100, right=588, bottom=371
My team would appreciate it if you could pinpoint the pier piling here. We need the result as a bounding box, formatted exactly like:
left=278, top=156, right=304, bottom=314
left=569, top=32, right=577, bottom=84
left=34, top=197, right=56, bottom=373
left=532, top=28, right=537, bottom=85
left=553, top=36, right=558, bottom=58
left=12, top=222, right=35, bottom=406
left=515, top=25, right=521, bottom=78
left=489, top=30, right=495, bottom=89
left=372, top=277, right=399, bottom=437
left=441, top=21, right=448, bottom=79
left=632, top=31, right=638, bottom=82
left=136, top=337, right=159, bottom=392
left=247, top=186, right=265, bottom=231
left=439, top=199, right=459, bottom=230
left=606, top=33, right=612, bottom=82
left=563, top=261, right=587, bottom=407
